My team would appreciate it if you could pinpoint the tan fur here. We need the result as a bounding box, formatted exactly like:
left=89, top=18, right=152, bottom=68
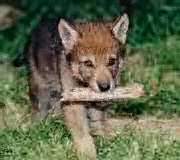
left=59, top=17, right=128, bottom=159
left=29, top=14, right=129, bottom=159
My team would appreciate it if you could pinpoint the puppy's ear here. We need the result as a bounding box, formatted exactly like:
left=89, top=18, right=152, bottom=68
left=112, top=14, right=129, bottom=44
left=58, top=19, right=79, bottom=51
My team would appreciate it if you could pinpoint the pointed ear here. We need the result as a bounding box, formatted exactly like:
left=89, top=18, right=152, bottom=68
left=58, top=19, right=79, bottom=51
left=112, top=14, right=129, bottom=44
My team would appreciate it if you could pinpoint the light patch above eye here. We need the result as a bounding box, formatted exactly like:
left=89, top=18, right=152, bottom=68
left=78, top=55, right=89, bottom=61
left=78, top=54, right=95, bottom=60
left=110, top=54, right=117, bottom=59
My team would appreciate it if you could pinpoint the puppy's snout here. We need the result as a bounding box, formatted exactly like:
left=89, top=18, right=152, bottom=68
left=97, top=82, right=110, bottom=92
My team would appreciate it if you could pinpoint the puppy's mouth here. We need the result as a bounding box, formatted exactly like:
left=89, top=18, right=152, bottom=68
left=89, top=81, right=114, bottom=93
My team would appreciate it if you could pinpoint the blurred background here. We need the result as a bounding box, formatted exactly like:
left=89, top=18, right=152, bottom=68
left=0, top=1, right=180, bottom=159
left=0, top=0, right=179, bottom=115
left=0, top=0, right=180, bottom=57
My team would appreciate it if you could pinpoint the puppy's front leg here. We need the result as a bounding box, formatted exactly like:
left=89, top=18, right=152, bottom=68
left=88, top=106, right=114, bottom=139
left=63, top=103, right=97, bottom=159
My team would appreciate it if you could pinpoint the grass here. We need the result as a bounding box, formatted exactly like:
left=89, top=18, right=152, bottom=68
left=0, top=116, right=180, bottom=160
left=0, top=0, right=180, bottom=158
left=97, top=131, right=180, bottom=160
left=0, top=117, right=77, bottom=160
left=0, top=36, right=180, bottom=159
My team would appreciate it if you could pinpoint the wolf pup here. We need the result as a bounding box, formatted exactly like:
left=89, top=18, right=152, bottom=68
left=28, top=14, right=129, bottom=159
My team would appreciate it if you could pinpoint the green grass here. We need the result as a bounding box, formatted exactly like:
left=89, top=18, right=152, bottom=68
left=0, top=117, right=77, bottom=160
left=0, top=0, right=180, bottom=159
left=97, top=131, right=180, bottom=160
left=0, top=37, right=180, bottom=159
left=0, top=116, right=180, bottom=160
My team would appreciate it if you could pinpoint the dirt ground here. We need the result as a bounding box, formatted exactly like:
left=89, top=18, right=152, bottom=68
left=0, top=108, right=179, bottom=141
left=110, top=116, right=180, bottom=140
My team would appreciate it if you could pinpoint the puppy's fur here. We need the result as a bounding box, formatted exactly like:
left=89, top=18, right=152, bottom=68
left=28, top=14, right=129, bottom=159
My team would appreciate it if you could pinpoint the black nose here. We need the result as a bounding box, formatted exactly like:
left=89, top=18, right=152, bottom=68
left=98, top=82, right=110, bottom=92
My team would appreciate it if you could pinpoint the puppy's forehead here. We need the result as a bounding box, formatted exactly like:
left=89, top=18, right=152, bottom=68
left=80, top=31, right=118, bottom=48
left=71, top=22, right=123, bottom=64
left=80, top=31, right=116, bottom=48
left=74, top=22, right=119, bottom=53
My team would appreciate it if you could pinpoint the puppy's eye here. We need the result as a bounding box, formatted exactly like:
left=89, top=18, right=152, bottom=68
left=108, top=58, right=116, bottom=66
left=84, top=60, right=93, bottom=67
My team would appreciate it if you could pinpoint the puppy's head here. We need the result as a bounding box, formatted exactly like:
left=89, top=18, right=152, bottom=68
left=58, top=14, right=129, bottom=92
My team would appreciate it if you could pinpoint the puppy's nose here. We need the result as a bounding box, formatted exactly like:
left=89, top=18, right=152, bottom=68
left=98, top=82, right=110, bottom=92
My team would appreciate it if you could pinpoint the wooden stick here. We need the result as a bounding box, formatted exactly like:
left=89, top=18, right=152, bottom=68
left=60, top=85, right=145, bottom=102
